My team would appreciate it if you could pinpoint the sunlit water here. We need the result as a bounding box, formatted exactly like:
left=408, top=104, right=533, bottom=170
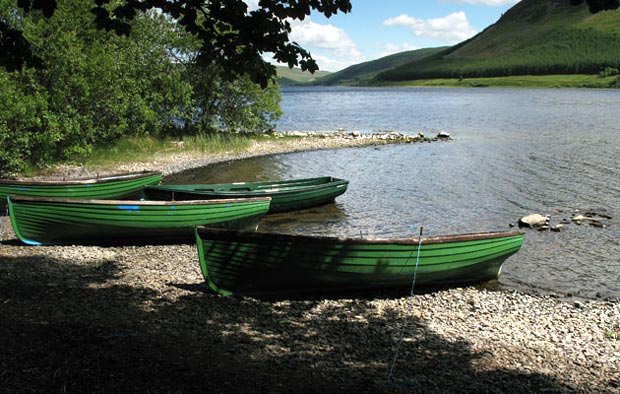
left=168, top=87, right=620, bottom=300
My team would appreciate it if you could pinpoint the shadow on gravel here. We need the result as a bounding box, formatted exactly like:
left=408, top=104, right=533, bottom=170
left=0, top=238, right=22, bottom=246
left=0, top=253, right=601, bottom=394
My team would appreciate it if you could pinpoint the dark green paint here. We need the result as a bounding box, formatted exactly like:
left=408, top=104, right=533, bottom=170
left=144, top=176, right=348, bottom=213
left=0, top=171, right=162, bottom=213
left=8, top=196, right=271, bottom=245
left=195, top=227, right=525, bottom=296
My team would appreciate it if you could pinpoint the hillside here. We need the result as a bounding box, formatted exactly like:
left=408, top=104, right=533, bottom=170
left=376, top=0, right=620, bottom=82
left=276, top=66, right=331, bottom=85
left=313, top=47, right=447, bottom=85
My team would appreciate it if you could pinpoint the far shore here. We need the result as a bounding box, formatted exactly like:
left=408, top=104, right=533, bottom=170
left=343, top=74, right=620, bottom=89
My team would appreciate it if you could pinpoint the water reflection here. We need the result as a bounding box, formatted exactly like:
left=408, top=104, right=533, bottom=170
left=167, top=156, right=293, bottom=184
left=259, top=203, right=350, bottom=236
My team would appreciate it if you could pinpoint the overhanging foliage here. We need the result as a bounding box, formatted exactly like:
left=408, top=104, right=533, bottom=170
left=3, top=0, right=353, bottom=87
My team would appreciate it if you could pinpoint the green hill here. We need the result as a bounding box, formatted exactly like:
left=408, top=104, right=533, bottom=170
left=376, top=0, right=620, bottom=82
left=312, top=47, right=447, bottom=85
left=276, top=66, right=331, bottom=85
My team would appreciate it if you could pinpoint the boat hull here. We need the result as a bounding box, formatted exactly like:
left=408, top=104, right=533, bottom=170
left=8, top=196, right=271, bottom=245
left=0, top=171, right=162, bottom=213
left=144, top=176, right=349, bottom=213
left=195, top=228, right=525, bottom=295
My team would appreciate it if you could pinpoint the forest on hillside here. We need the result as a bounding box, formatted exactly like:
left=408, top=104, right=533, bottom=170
left=377, top=0, right=620, bottom=83
left=379, top=28, right=620, bottom=81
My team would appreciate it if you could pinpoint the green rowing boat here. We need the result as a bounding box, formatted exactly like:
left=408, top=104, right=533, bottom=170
left=8, top=195, right=271, bottom=246
left=0, top=171, right=162, bottom=213
left=144, top=176, right=349, bottom=213
left=195, top=227, right=525, bottom=296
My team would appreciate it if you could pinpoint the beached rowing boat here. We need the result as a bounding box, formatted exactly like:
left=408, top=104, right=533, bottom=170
left=8, top=195, right=271, bottom=245
left=0, top=171, right=162, bottom=212
left=144, top=176, right=348, bottom=213
left=195, top=227, right=525, bottom=296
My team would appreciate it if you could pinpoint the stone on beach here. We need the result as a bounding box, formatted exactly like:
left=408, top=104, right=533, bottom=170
left=0, top=134, right=619, bottom=393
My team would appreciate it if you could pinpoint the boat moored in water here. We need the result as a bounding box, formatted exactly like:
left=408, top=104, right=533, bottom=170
left=144, top=176, right=348, bottom=213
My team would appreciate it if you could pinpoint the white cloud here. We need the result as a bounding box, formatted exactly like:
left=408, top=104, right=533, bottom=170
left=282, top=18, right=365, bottom=71
left=244, top=4, right=363, bottom=71
left=307, top=53, right=362, bottom=73
left=288, top=19, right=360, bottom=55
left=383, top=11, right=478, bottom=45
left=445, top=0, right=520, bottom=5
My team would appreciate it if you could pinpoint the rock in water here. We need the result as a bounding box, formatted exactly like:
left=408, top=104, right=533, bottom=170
left=572, top=214, right=601, bottom=224
left=518, top=214, right=549, bottom=228
left=550, top=224, right=565, bottom=232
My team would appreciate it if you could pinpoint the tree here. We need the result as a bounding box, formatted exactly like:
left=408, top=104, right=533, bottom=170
left=0, top=0, right=289, bottom=175
left=213, top=74, right=282, bottom=133
left=570, top=0, right=620, bottom=13
left=0, top=69, right=60, bottom=174
left=0, top=0, right=196, bottom=175
left=2, top=0, right=353, bottom=87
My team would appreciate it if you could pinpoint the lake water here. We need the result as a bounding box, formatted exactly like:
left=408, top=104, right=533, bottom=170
left=169, top=87, right=620, bottom=300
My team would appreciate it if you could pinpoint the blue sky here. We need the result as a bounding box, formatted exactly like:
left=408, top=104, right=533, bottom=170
left=254, top=0, right=522, bottom=72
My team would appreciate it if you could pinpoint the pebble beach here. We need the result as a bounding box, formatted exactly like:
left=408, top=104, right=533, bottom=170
left=1, top=133, right=619, bottom=394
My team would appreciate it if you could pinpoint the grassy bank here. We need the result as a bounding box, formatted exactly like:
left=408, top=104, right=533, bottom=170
left=377, top=74, right=620, bottom=89
left=84, top=134, right=254, bottom=168
left=40, top=131, right=431, bottom=179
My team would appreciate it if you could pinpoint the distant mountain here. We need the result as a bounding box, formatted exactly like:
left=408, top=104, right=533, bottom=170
left=276, top=66, right=331, bottom=85
left=376, top=0, right=620, bottom=82
left=312, top=47, right=447, bottom=85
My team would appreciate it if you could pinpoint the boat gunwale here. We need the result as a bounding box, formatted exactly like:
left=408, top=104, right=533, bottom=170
left=145, top=176, right=349, bottom=195
left=8, top=195, right=272, bottom=206
left=196, top=227, right=525, bottom=246
left=0, top=170, right=162, bottom=186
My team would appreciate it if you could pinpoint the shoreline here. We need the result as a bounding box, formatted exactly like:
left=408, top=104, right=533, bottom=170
left=44, top=130, right=442, bottom=179
left=353, top=73, right=620, bottom=89
left=1, top=226, right=618, bottom=393
left=1, top=134, right=619, bottom=393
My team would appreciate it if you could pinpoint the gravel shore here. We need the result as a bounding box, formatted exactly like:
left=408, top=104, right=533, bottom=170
left=46, top=131, right=438, bottom=179
left=1, top=135, right=619, bottom=393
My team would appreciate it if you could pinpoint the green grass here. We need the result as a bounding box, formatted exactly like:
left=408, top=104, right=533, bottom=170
left=605, top=327, right=619, bottom=340
left=380, top=74, right=620, bottom=89
left=578, top=8, right=620, bottom=33
left=84, top=133, right=253, bottom=167
left=84, top=136, right=170, bottom=166
left=183, top=133, right=252, bottom=153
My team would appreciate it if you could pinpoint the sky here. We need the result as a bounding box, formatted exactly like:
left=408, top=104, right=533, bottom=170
left=249, top=0, right=522, bottom=72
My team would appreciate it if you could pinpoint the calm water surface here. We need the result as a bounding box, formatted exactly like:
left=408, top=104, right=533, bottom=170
left=169, top=87, right=620, bottom=299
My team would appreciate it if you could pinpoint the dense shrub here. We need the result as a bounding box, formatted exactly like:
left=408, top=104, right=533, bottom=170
left=0, top=0, right=282, bottom=175
left=0, top=70, right=60, bottom=176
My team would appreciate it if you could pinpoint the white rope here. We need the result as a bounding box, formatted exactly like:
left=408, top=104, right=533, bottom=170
left=387, top=225, right=424, bottom=387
